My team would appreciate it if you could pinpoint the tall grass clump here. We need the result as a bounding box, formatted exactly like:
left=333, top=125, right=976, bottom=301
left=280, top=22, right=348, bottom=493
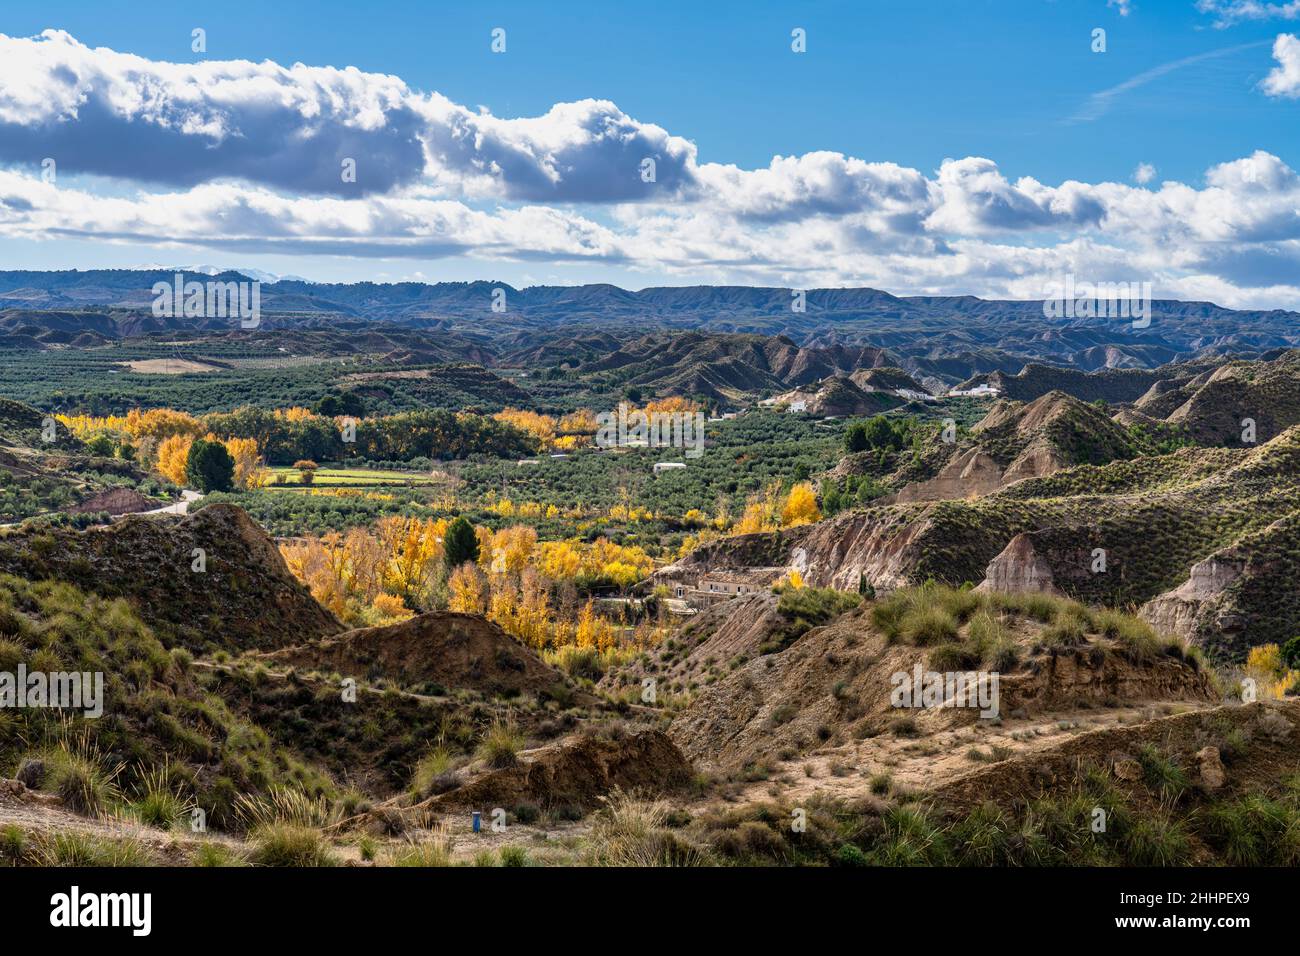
left=389, top=824, right=454, bottom=867
left=247, top=823, right=338, bottom=867
left=477, top=720, right=525, bottom=769
left=39, top=731, right=123, bottom=818
left=126, top=761, right=195, bottom=829
left=587, top=789, right=701, bottom=867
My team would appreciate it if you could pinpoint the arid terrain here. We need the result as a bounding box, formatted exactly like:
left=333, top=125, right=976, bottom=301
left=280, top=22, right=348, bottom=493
left=2, top=300, right=1299, bottom=867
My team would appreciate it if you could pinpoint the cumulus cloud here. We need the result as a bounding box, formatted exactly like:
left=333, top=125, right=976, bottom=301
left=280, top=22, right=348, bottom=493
left=924, top=158, right=1105, bottom=233
left=0, top=171, right=626, bottom=260
left=0, top=30, right=697, bottom=200
left=1, top=30, right=1299, bottom=308
left=1262, top=33, right=1300, bottom=96
left=694, top=153, right=931, bottom=228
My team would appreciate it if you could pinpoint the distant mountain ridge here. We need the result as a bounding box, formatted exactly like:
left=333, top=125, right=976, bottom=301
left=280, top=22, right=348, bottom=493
left=2, top=270, right=1297, bottom=390
left=0, top=268, right=1294, bottom=339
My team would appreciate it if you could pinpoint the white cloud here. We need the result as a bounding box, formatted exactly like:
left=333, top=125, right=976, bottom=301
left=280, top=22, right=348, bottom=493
left=1262, top=33, right=1300, bottom=96
left=1109, top=0, right=1134, bottom=17
left=1197, top=1, right=1300, bottom=28
left=0, top=30, right=697, bottom=200
left=1, top=31, right=1299, bottom=308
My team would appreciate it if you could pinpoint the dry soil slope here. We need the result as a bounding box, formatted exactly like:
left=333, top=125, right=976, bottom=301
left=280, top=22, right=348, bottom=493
left=0, top=502, right=341, bottom=652
left=262, top=610, right=583, bottom=700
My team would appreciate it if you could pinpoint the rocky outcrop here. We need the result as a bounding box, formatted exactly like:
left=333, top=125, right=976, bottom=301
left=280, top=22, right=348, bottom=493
left=976, top=534, right=1062, bottom=596
left=888, top=448, right=1003, bottom=502
left=67, top=487, right=156, bottom=516
left=1000, top=441, right=1066, bottom=485
left=1139, top=554, right=1246, bottom=641
left=1197, top=746, right=1226, bottom=790
left=998, top=645, right=1217, bottom=714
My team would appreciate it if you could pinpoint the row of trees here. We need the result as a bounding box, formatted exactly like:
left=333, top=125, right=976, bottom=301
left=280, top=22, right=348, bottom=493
left=60, top=405, right=538, bottom=470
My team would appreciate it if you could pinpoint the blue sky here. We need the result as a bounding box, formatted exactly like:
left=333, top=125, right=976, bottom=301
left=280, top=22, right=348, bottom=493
left=0, top=1, right=1298, bottom=303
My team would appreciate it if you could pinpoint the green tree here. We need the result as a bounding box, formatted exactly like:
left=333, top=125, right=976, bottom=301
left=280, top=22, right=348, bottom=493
left=185, top=438, right=235, bottom=493
left=86, top=434, right=115, bottom=457
left=443, top=515, right=479, bottom=570
left=314, top=394, right=343, bottom=417
left=1283, top=636, right=1300, bottom=670
left=845, top=423, right=869, bottom=454
left=863, top=415, right=902, bottom=452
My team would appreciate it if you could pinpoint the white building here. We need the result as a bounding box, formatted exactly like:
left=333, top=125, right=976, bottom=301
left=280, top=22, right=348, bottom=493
left=948, top=383, right=1001, bottom=398
left=653, top=461, right=687, bottom=475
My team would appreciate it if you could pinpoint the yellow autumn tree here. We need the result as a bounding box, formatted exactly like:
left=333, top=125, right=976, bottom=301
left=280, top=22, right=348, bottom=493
left=573, top=598, right=616, bottom=651
left=125, top=408, right=205, bottom=442
left=513, top=568, right=553, bottom=648
left=448, top=562, right=486, bottom=615
left=371, top=592, right=414, bottom=624
left=538, top=540, right=582, bottom=580
left=780, top=482, right=821, bottom=527
left=557, top=409, right=599, bottom=434
left=489, top=525, right=538, bottom=575
left=487, top=578, right=519, bottom=631
left=156, top=434, right=194, bottom=485
left=379, top=517, right=442, bottom=604
left=494, top=408, right=557, bottom=448
left=1244, top=643, right=1298, bottom=699
left=224, top=436, right=269, bottom=490
left=642, top=396, right=699, bottom=414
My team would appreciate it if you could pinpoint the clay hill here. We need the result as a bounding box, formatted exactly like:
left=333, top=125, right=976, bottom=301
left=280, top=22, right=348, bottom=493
left=849, top=366, right=928, bottom=394
left=954, top=349, right=1300, bottom=441
left=605, top=582, right=1300, bottom=868
left=574, top=331, right=891, bottom=406
left=953, top=361, right=1215, bottom=404
left=662, top=426, right=1300, bottom=663
left=0, top=503, right=342, bottom=651
left=1133, top=349, right=1300, bottom=445
left=640, top=587, right=1215, bottom=775
left=831, top=390, right=1143, bottom=504
left=260, top=610, right=583, bottom=701
left=416, top=728, right=692, bottom=814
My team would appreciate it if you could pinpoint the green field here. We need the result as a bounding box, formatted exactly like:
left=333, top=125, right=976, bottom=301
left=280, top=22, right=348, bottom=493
left=267, top=466, right=441, bottom=487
